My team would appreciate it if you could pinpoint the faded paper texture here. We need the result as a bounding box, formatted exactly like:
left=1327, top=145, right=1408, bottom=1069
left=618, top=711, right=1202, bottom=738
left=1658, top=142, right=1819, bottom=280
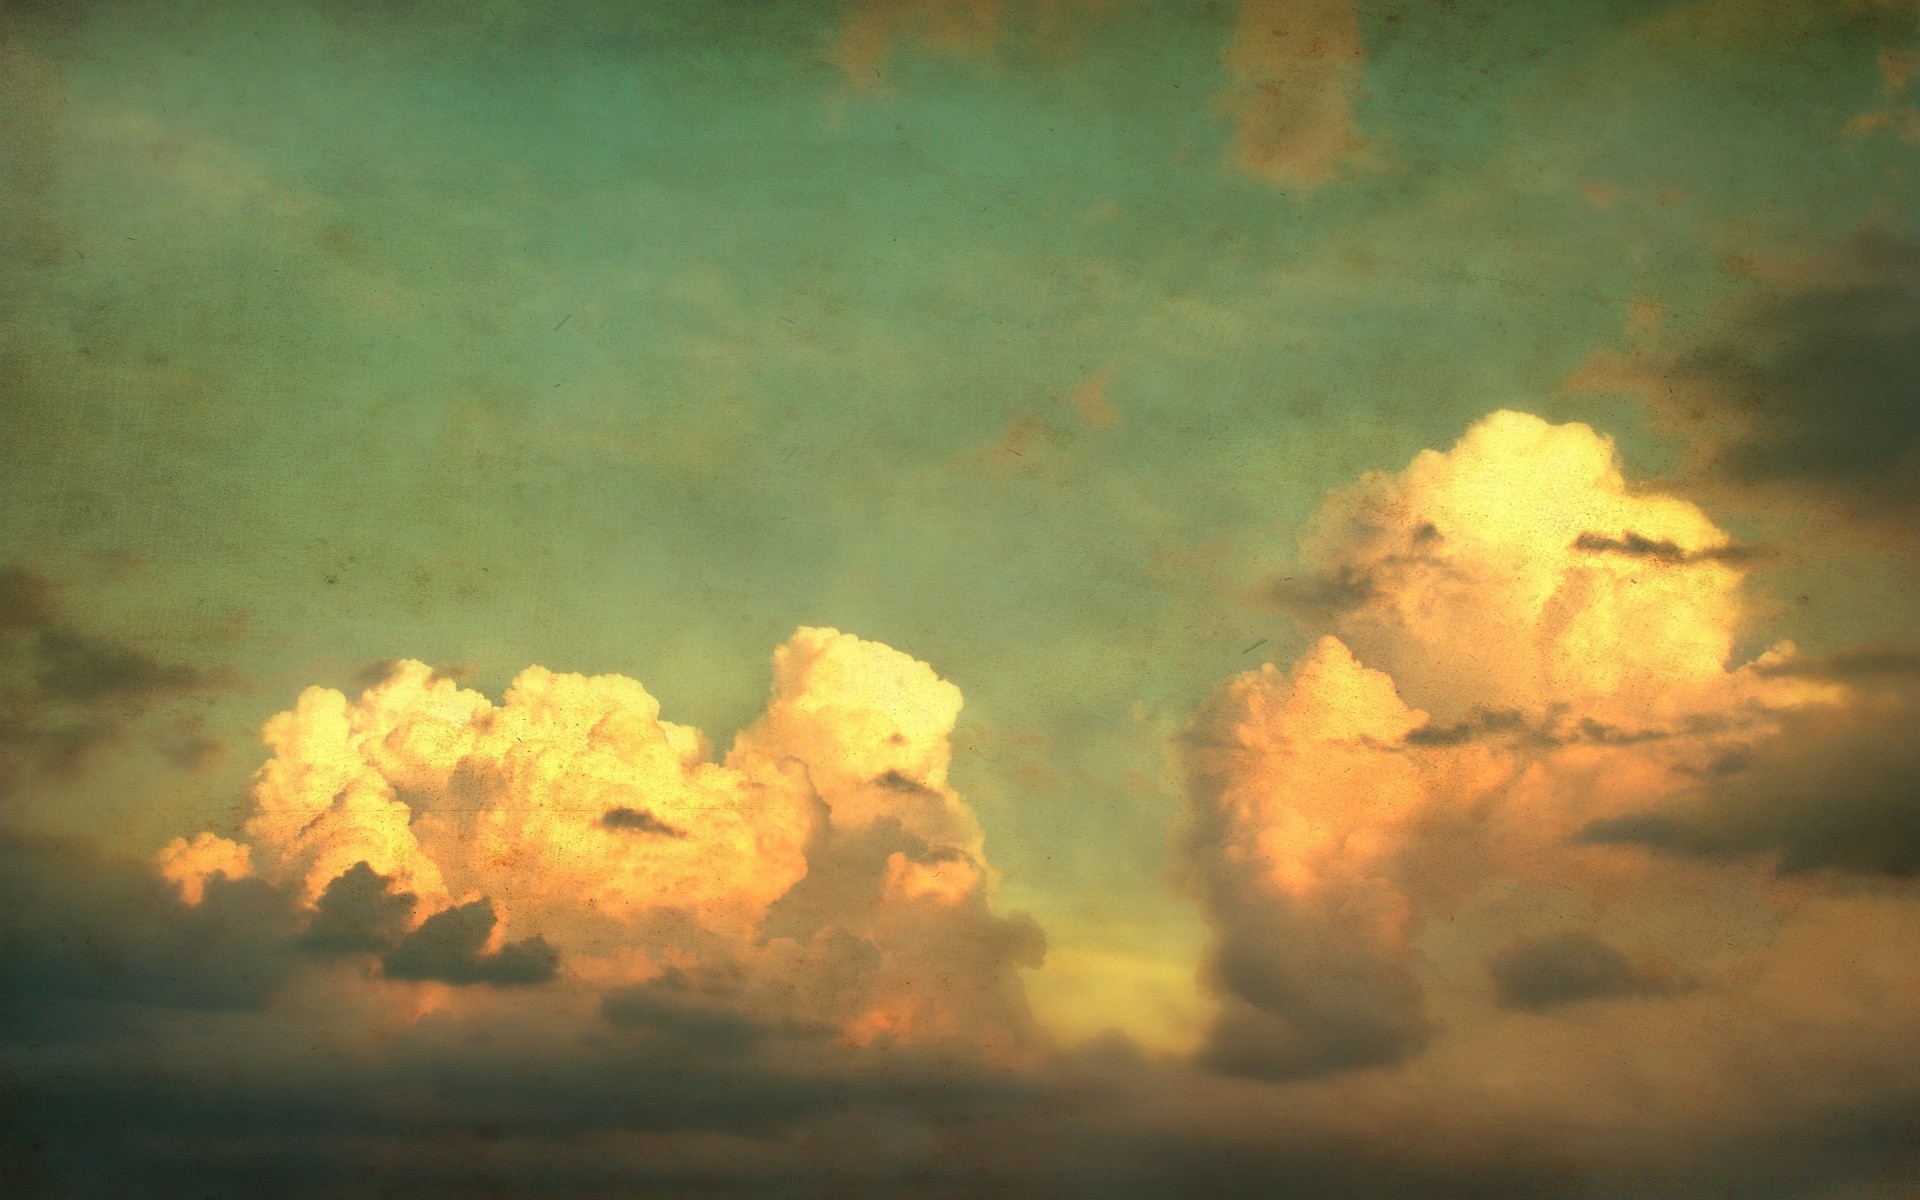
left=4, top=0, right=1917, bottom=1195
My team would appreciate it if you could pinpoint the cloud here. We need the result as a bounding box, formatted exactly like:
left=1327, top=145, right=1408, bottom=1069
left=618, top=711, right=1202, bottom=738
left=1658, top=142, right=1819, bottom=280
left=9, top=420, right=1918, bottom=1195
left=1566, top=226, right=1920, bottom=536
left=11, top=644, right=1058, bottom=1189
left=1841, top=104, right=1920, bottom=141
left=831, top=0, right=1006, bottom=88
left=828, top=0, right=1111, bottom=91
left=1259, top=562, right=1380, bottom=627
left=6, top=568, right=1920, bottom=1195
left=0, top=626, right=1061, bottom=1189
left=147, top=627, right=1042, bottom=1053
left=1219, top=0, right=1374, bottom=191
left=381, top=897, right=560, bottom=986
left=599, top=805, right=686, bottom=836
left=1570, top=530, right=1764, bottom=566
left=154, top=830, right=254, bottom=906
left=1182, top=636, right=1431, bottom=1078
left=1755, top=643, right=1920, bottom=683
left=599, top=927, right=892, bottom=1053
left=959, top=370, right=1123, bottom=477
left=826, top=1, right=1377, bottom=195
left=0, top=563, right=238, bottom=796
left=298, top=860, right=416, bottom=954
left=15, top=885, right=1920, bottom=1200
left=1843, top=40, right=1920, bottom=142
left=964, top=412, right=1069, bottom=473
left=0, top=830, right=300, bottom=1039
left=1487, top=931, right=1678, bottom=1010
left=1258, top=410, right=1767, bottom=726
left=1580, top=673, right=1920, bottom=876
left=1190, top=409, right=1900, bottom=1084
left=1070, top=366, right=1118, bottom=428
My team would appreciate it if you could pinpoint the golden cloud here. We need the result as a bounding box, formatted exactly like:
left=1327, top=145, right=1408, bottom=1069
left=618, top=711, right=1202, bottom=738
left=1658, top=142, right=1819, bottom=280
left=157, top=627, right=1040, bottom=1052
left=1189, top=410, right=1880, bottom=1079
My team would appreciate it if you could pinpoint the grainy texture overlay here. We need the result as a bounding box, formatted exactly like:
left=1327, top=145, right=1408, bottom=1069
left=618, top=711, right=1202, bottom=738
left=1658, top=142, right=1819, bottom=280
left=3, top=1, right=1917, bottom=1195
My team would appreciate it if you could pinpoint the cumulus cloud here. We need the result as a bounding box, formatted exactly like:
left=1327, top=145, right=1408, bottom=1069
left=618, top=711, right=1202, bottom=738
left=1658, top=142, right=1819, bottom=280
left=1191, top=409, right=1903, bottom=1081
left=154, top=830, right=254, bottom=906
left=1183, top=636, right=1431, bottom=1078
left=149, top=626, right=1042, bottom=1054
left=3, top=626, right=1055, bottom=1192
left=1219, top=0, right=1374, bottom=191
left=1259, top=410, right=1777, bottom=726
left=9, top=421, right=1918, bottom=1195
left=0, top=626, right=1057, bottom=1186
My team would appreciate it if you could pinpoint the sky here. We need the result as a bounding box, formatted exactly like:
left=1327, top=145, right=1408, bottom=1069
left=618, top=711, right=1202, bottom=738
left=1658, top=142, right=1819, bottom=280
left=2, top=0, right=1917, bottom=1195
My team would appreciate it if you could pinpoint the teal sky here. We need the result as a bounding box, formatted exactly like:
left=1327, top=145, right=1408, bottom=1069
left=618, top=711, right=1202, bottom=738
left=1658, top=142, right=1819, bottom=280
left=6, top=0, right=1915, bottom=1044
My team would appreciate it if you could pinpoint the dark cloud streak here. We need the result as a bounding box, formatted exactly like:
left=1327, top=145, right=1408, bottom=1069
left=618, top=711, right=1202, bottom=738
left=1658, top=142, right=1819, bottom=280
left=0, top=564, right=238, bottom=797
left=1488, top=932, right=1678, bottom=1010
left=1578, top=678, right=1920, bottom=877
left=601, top=805, right=686, bottom=836
left=1572, top=226, right=1920, bottom=533
left=1571, top=530, right=1763, bottom=565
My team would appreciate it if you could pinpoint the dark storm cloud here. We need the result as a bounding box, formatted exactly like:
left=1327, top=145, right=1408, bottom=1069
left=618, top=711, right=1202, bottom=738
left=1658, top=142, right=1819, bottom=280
left=1755, top=644, right=1920, bottom=683
left=153, top=714, right=228, bottom=771
left=0, top=830, right=299, bottom=1039
left=0, top=564, right=237, bottom=795
left=1579, top=675, right=1920, bottom=877
left=595, top=954, right=876, bottom=1057
left=3, top=1014, right=1061, bottom=1200
left=603, top=968, right=786, bottom=1054
left=1576, top=226, right=1920, bottom=529
left=348, top=656, right=407, bottom=690
left=1488, top=932, right=1678, bottom=1010
left=299, top=861, right=417, bottom=954
left=1694, top=228, right=1919, bottom=500
left=381, top=897, right=560, bottom=986
left=1200, top=983, right=1430, bottom=1081
left=12, top=1015, right=1915, bottom=1200
left=2, top=819, right=1916, bottom=1199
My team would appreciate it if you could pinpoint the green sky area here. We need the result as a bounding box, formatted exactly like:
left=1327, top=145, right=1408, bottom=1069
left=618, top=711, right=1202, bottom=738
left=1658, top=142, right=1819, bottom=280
left=5, top=0, right=1913, bottom=1043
